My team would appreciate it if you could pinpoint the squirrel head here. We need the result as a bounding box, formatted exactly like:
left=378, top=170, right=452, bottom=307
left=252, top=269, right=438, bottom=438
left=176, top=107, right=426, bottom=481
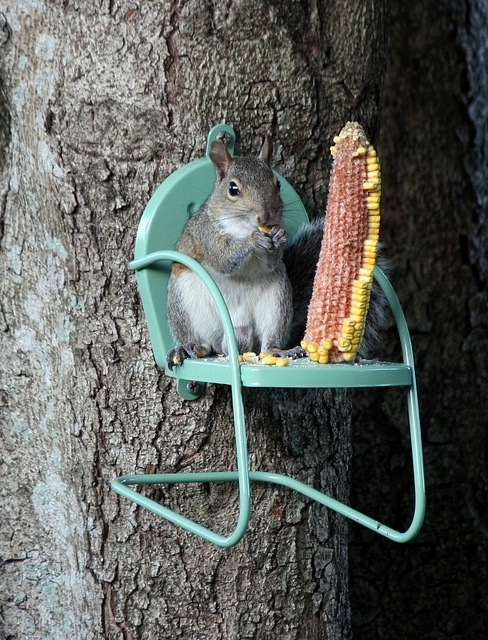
left=209, top=136, right=283, bottom=231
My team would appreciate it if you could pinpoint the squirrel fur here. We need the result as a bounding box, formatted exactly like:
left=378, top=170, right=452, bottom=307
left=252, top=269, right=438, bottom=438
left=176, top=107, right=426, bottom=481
left=167, top=138, right=388, bottom=369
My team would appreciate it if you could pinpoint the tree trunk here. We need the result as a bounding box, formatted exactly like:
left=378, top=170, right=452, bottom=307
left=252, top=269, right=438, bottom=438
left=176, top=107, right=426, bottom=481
left=0, top=2, right=389, bottom=639
left=350, top=1, right=488, bottom=637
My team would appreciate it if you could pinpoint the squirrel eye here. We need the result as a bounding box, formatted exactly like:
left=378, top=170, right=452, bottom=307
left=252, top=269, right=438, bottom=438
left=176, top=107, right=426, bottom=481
left=228, top=181, right=240, bottom=197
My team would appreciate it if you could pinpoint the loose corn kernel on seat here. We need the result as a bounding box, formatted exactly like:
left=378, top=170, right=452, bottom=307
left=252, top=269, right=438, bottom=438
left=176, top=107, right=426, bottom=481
left=111, top=124, right=425, bottom=549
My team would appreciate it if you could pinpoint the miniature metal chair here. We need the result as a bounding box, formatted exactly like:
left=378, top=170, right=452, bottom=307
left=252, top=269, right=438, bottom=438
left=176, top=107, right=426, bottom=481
left=111, top=124, right=425, bottom=547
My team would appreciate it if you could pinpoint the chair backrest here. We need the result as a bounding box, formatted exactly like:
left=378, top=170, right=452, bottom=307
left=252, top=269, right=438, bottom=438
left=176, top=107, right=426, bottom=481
left=131, top=125, right=309, bottom=368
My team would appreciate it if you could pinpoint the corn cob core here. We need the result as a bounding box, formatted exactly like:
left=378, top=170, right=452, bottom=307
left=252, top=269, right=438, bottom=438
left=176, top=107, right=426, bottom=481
left=302, top=122, right=381, bottom=364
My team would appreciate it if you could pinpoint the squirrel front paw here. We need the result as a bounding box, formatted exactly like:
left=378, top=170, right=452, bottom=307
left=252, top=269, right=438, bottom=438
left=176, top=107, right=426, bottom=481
left=280, top=345, right=308, bottom=359
left=256, top=225, right=286, bottom=251
left=268, top=345, right=307, bottom=360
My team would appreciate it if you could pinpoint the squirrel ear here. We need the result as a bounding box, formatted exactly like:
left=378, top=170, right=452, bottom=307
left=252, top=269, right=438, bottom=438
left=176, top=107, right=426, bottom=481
left=210, top=140, right=232, bottom=181
left=259, top=135, right=273, bottom=165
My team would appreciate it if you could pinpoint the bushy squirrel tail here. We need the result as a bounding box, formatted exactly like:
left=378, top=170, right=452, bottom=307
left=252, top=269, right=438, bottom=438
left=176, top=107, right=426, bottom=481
left=283, top=217, right=390, bottom=358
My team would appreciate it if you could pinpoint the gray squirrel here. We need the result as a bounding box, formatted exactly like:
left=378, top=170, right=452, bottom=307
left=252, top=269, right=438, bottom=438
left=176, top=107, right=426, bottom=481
left=167, top=137, right=387, bottom=369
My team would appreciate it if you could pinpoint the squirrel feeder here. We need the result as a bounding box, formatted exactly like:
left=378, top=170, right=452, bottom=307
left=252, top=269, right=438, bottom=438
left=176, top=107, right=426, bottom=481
left=111, top=125, right=425, bottom=548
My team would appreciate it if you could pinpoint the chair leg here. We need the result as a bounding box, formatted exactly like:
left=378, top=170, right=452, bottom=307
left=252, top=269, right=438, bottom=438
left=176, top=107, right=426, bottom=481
left=111, top=357, right=252, bottom=548
left=112, top=378, right=424, bottom=544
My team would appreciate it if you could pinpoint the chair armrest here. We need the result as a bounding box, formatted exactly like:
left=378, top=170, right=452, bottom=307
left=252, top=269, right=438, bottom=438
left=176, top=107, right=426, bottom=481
left=130, top=249, right=242, bottom=380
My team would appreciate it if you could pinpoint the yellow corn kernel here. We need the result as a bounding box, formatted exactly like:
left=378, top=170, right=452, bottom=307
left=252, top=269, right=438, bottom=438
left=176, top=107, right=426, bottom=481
left=366, top=201, right=380, bottom=210
left=260, top=355, right=277, bottom=365
left=367, top=168, right=381, bottom=178
left=353, top=146, right=367, bottom=156
left=353, top=283, right=369, bottom=294
left=258, top=225, right=270, bottom=234
left=242, top=352, right=258, bottom=363
left=338, top=341, right=352, bottom=353
left=363, top=181, right=378, bottom=191
left=350, top=297, right=366, bottom=308
left=359, top=266, right=374, bottom=276
left=350, top=307, right=365, bottom=319
left=275, top=357, right=290, bottom=367
left=362, top=257, right=376, bottom=267
left=351, top=293, right=367, bottom=304
left=363, top=245, right=377, bottom=254
left=368, top=221, right=381, bottom=230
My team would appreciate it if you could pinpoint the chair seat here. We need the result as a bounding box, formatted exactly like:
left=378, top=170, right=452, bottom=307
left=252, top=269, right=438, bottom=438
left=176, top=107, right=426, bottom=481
left=169, top=356, right=413, bottom=389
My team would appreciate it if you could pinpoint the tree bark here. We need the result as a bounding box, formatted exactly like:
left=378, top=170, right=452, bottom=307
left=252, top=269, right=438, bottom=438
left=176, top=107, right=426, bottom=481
left=350, top=1, right=488, bottom=637
left=0, top=2, right=389, bottom=639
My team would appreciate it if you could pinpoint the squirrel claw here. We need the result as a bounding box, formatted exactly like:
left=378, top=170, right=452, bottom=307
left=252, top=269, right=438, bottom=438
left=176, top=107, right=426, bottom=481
left=166, top=343, right=213, bottom=370
left=273, top=345, right=307, bottom=360
left=261, top=345, right=307, bottom=360
left=270, top=226, right=287, bottom=250
left=166, top=346, right=185, bottom=370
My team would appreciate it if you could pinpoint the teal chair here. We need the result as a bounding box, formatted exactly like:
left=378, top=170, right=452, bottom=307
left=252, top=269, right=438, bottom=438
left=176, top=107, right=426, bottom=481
left=111, top=125, right=425, bottom=547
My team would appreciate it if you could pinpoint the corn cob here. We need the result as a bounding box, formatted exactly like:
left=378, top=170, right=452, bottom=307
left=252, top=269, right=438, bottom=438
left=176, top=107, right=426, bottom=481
left=301, top=122, right=381, bottom=364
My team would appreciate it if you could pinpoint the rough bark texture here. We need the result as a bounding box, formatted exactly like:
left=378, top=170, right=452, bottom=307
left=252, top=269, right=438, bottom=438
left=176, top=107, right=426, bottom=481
left=349, top=1, right=488, bottom=638
left=0, top=2, right=389, bottom=639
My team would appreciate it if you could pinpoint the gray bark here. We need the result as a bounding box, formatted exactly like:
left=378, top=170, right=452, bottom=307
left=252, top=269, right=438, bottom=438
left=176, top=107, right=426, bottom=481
left=350, top=1, right=488, bottom=638
left=0, top=1, right=389, bottom=639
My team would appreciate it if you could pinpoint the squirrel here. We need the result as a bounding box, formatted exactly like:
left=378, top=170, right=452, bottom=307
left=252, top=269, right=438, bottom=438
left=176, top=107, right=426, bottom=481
left=167, top=137, right=388, bottom=369
left=167, top=136, right=293, bottom=368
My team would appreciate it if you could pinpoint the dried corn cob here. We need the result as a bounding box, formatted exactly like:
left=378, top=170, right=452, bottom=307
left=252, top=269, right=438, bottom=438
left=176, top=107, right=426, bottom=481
left=301, top=122, right=381, bottom=364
